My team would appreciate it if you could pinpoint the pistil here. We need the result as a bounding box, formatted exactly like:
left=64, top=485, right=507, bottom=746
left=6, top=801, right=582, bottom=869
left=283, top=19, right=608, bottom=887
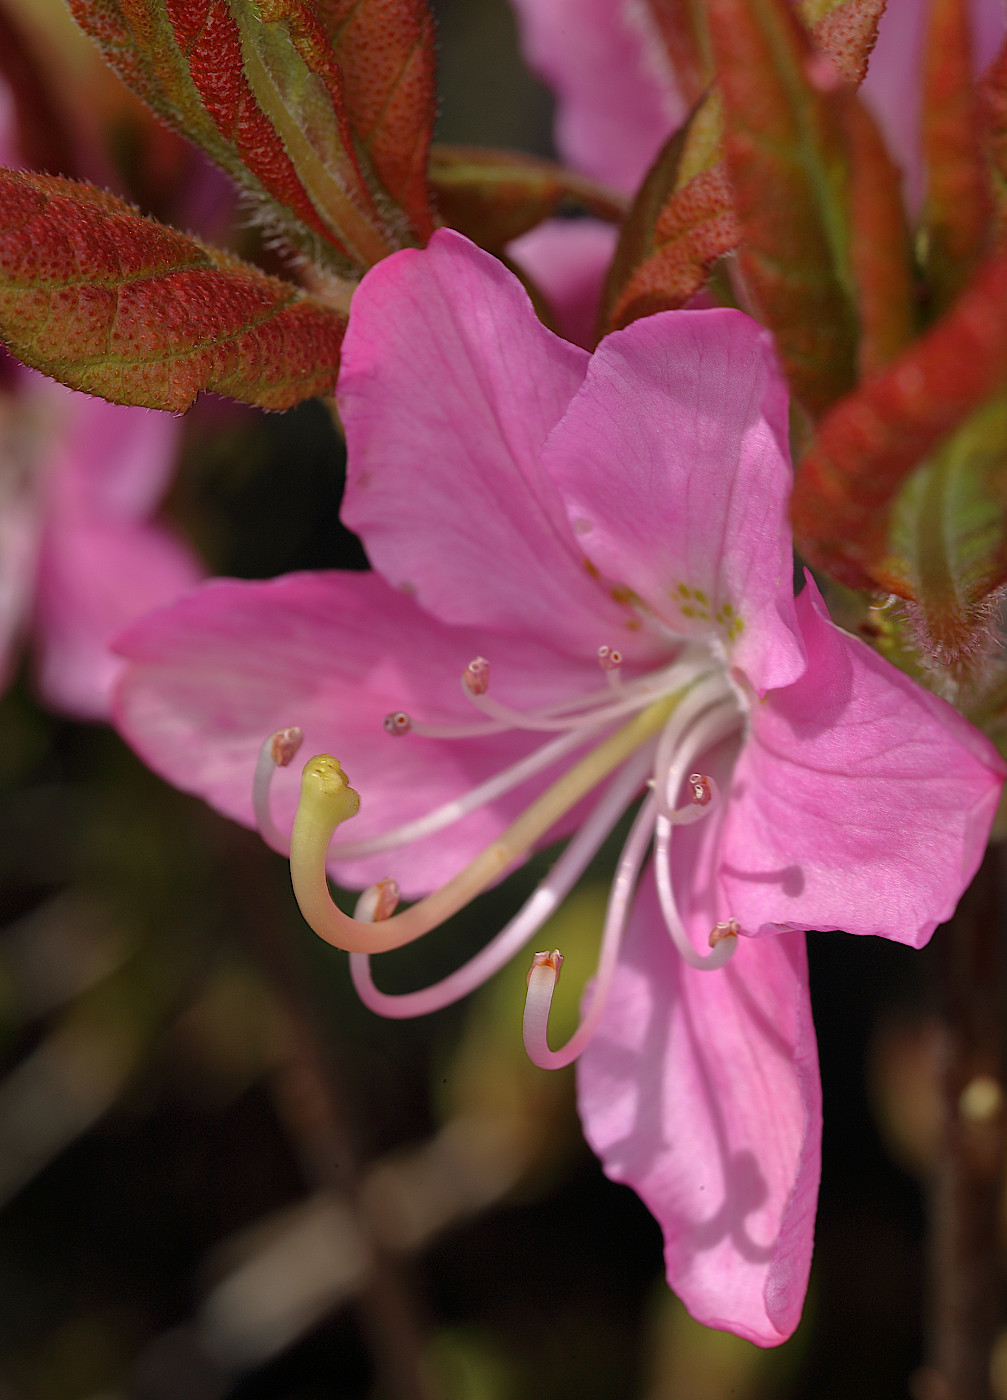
left=288, top=696, right=678, bottom=955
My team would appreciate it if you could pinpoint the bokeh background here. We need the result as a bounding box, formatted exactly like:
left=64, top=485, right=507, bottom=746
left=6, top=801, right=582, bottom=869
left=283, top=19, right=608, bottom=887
left=0, top=1, right=990, bottom=1396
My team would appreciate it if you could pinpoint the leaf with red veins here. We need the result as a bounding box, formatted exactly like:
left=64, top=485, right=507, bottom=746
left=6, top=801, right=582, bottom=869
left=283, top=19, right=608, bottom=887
left=792, top=243, right=1007, bottom=592
left=922, top=0, right=992, bottom=312
left=429, top=146, right=626, bottom=251
left=68, top=0, right=414, bottom=274
left=313, top=0, right=437, bottom=243
left=0, top=172, right=346, bottom=413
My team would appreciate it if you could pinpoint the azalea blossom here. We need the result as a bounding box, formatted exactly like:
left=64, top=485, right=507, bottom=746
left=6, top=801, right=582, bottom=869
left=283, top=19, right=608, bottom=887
left=113, top=229, right=1003, bottom=1344
left=510, top=0, right=1006, bottom=209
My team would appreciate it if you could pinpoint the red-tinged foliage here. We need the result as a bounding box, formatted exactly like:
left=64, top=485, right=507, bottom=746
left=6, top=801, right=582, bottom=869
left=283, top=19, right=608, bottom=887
left=605, top=159, right=739, bottom=329
left=428, top=146, right=625, bottom=251
left=792, top=245, right=1007, bottom=591
left=67, top=0, right=434, bottom=272
left=709, top=0, right=859, bottom=417
left=844, top=97, right=916, bottom=378
left=312, top=0, right=436, bottom=242
left=979, top=38, right=1007, bottom=227
left=923, top=0, right=991, bottom=310
left=803, top=0, right=886, bottom=84
left=0, top=171, right=346, bottom=413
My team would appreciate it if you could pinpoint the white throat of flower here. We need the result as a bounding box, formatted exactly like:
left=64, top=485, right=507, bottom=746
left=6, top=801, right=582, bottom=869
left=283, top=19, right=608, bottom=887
left=254, top=641, right=747, bottom=1070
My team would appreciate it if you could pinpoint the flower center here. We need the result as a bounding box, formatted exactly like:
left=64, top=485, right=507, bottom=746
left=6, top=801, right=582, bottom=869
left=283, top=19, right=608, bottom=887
left=254, top=641, right=747, bottom=1068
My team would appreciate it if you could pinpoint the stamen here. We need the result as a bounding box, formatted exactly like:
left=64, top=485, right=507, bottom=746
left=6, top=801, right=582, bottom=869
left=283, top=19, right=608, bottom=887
left=653, top=702, right=742, bottom=971
left=289, top=697, right=676, bottom=955
left=328, top=723, right=605, bottom=861
left=522, top=790, right=658, bottom=1070
left=652, top=677, right=738, bottom=821
left=383, top=711, right=412, bottom=736
left=355, top=878, right=401, bottom=923
left=463, top=657, right=490, bottom=695
left=252, top=727, right=304, bottom=854
left=347, top=747, right=656, bottom=1018
left=597, top=645, right=622, bottom=671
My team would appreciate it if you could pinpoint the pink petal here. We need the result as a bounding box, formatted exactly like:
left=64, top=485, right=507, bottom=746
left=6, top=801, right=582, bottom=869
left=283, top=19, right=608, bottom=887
left=338, top=229, right=657, bottom=662
left=510, top=0, right=683, bottom=192
left=508, top=218, right=618, bottom=351
left=113, top=570, right=613, bottom=896
left=578, top=874, right=821, bottom=1345
left=720, top=577, right=1005, bottom=947
left=542, top=308, right=805, bottom=693
left=863, top=0, right=1005, bottom=216
left=34, top=516, right=201, bottom=720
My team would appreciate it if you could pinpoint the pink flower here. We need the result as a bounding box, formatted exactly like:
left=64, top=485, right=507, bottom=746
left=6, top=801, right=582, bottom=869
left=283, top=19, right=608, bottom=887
left=0, top=367, right=204, bottom=718
left=112, top=229, right=1003, bottom=1343
left=510, top=0, right=1005, bottom=209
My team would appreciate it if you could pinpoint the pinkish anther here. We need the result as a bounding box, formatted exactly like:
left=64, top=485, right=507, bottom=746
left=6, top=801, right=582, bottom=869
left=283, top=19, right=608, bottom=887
left=463, top=656, right=491, bottom=695
left=709, top=918, right=740, bottom=947
left=355, top=878, right=402, bottom=923
left=688, top=773, right=713, bottom=807
left=527, top=947, right=563, bottom=987
left=383, top=710, right=412, bottom=736
left=270, top=726, right=304, bottom=767
left=598, top=645, right=623, bottom=672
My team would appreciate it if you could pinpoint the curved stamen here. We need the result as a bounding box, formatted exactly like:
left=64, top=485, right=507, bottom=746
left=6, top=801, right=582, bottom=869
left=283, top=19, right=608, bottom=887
left=348, top=746, right=656, bottom=1018
left=289, top=698, right=676, bottom=955
left=464, top=676, right=687, bottom=733
left=651, top=676, right=738, bottom=821
left=523, top=791, right=658, bottom=1070
left=654, top=703, right=742, bottom=971
left=252, top=727, right=304, bottom=854
left=400, top=658, right=697, bottom=741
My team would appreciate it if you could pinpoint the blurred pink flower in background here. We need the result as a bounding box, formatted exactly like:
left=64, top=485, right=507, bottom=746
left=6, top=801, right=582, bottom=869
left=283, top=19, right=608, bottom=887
left=112, top=231, right=1003, bottom=1342
left=0, top=365, right=202, bottom=718
left=0, top=78, right=201, bottom=719
left=510, top=0, right=1005, bottom=209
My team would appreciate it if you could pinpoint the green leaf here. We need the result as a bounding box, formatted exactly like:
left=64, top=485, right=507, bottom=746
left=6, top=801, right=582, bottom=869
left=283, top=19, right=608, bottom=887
left=0, top=170, right=347, bottom=413
left=884, top=396, right=1007, bottom=690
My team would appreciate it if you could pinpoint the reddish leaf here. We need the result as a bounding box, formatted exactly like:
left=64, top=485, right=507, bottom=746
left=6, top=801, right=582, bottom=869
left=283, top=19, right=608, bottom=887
left=922, top=0, right=991, bottom=311
left=67, top=0, right=427, bottom=273
left=429, top=146, right=625, bottom=251
left=800, top=0, right=885, bottom=83
left=844, top=96, right=916, bottom=378
left=0, top=171, right=346, bottom=412
left=312, top=0, right=436, bottom=243
left=603, top=126, right=740, bottom=329
left=603, top=0, right=885, bottom=346
left=791, top=244, right=1007, bottom=591
left=979, top=37, right=1007, bottom=227
left=709, top=0, right=860, bottom=417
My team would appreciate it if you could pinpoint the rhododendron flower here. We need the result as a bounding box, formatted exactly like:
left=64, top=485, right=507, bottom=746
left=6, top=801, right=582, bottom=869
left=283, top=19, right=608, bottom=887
left=510, top=0, right=1005, bottom=208
left=113, top=230, right=1003, bottom=1344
